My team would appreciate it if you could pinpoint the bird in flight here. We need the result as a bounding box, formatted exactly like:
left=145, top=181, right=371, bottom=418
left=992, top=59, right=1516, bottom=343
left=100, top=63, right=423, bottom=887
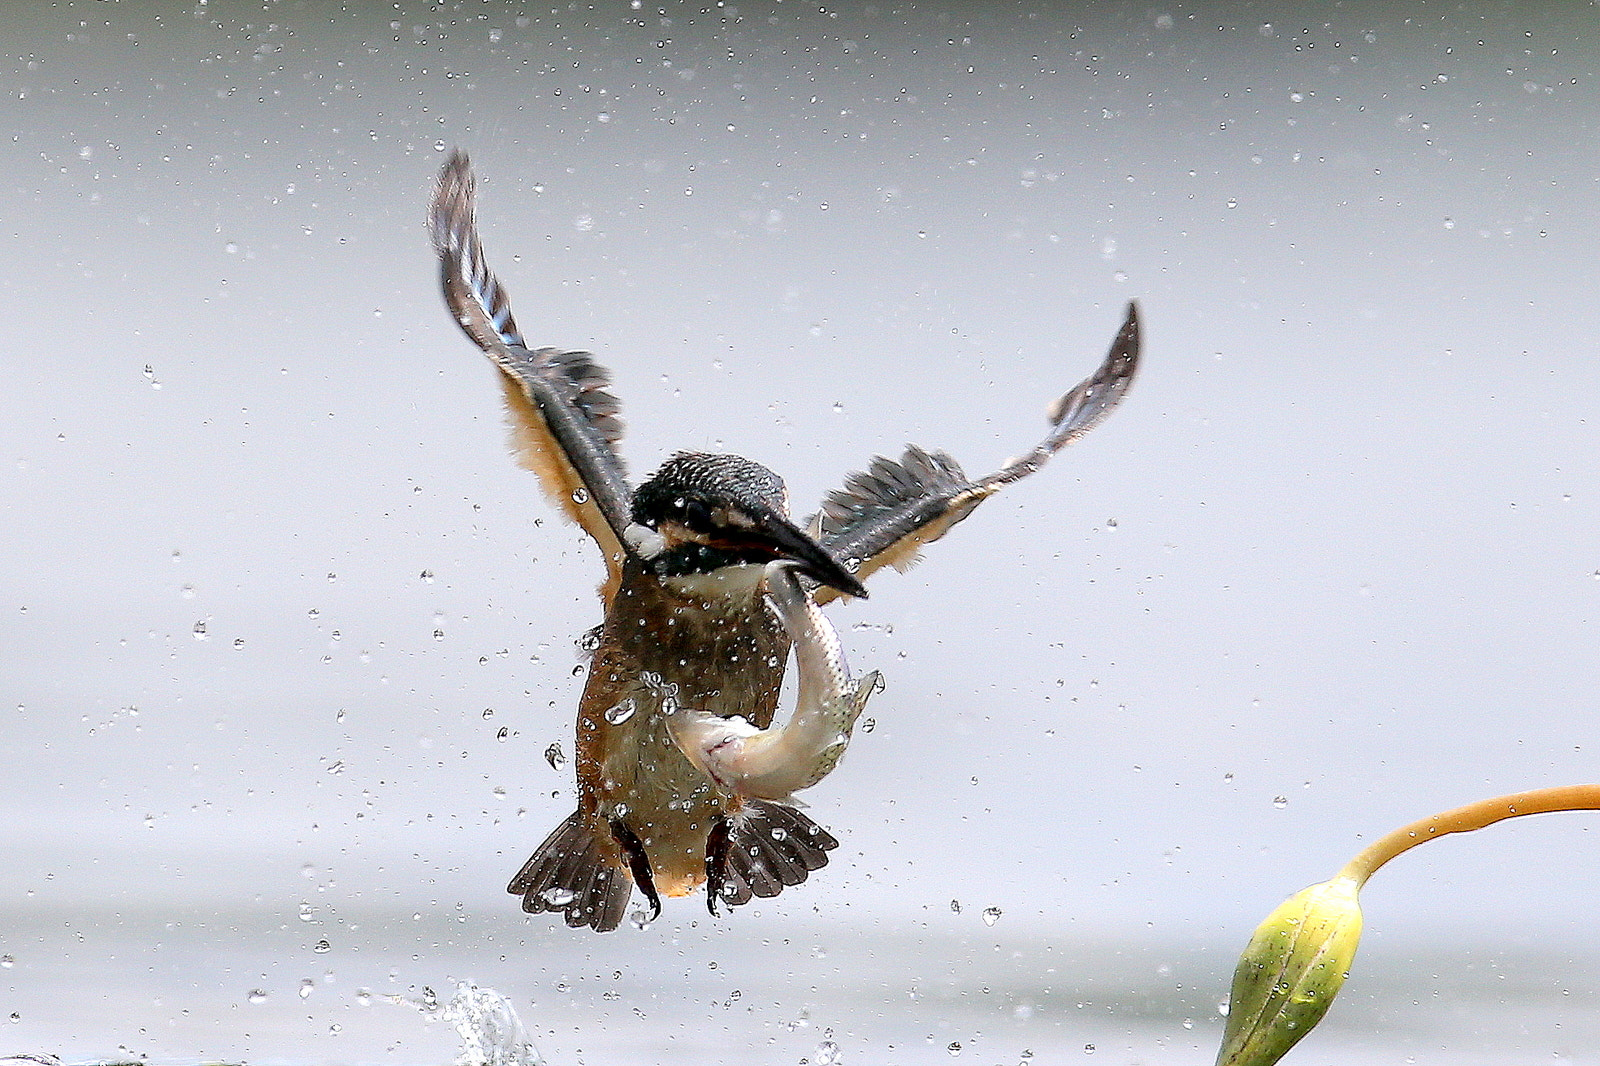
left=429, top=151, right=1140, bottom=931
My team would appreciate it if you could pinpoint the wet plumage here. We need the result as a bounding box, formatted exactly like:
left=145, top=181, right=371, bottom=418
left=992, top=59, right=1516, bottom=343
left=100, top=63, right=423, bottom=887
left=429, top=151, right=1140, bottom=930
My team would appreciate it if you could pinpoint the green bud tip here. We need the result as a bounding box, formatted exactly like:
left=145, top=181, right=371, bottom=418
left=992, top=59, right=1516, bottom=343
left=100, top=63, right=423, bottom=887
left=1215, top=876, right=1364, bottom=1066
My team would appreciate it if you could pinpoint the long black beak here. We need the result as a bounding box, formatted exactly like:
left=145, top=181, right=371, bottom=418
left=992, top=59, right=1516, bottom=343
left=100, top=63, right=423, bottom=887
left=740, top=506, right=869, bottom=601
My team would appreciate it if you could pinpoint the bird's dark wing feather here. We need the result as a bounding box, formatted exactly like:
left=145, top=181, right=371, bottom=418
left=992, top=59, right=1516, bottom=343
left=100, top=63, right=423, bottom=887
left=810, top=302, right=1140, bottom=604
left=430, top=151, right=633, bottom=596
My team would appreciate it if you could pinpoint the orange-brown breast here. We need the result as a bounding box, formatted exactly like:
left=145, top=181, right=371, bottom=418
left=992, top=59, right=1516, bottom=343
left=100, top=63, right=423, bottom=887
left=573, top=561, right=791, bottom=895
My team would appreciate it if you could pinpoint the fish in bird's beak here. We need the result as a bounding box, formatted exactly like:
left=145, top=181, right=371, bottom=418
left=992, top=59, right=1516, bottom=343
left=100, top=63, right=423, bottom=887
left=724, top=502, right=868, bottom=601
left=629, top=451, right=869, bottom=600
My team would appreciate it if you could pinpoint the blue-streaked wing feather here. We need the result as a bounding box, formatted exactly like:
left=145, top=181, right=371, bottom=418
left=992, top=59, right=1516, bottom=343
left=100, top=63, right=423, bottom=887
left=811, top=302, right=1140, bottom=602
left=431, top=152, right=633, bottom=593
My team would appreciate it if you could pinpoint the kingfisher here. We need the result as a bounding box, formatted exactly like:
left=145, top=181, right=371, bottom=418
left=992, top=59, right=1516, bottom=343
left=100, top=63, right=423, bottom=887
left=429, top=151, right=1140, bottom=932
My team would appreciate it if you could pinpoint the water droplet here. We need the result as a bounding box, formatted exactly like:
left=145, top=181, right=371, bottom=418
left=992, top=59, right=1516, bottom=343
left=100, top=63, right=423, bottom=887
left=604, top=698, right=637, bottom=725
left=540, top=887, right=576, bottom=907
left=299, top=978, right=315, bottom=999
left=814, top=1040, right=841, bottom=1065
left=981, top=906, right=1002, bottom=926
left=192, top=620, right=208, bottom=640
left=950, top=899, right=961, bottom=913
left=355, top=988, right=372, bottom=1006
left=1272, top=795, right=1289, bottom=809
left=0, top=954, right=13, bottom=968
left=946, top=1042, right=962, bottom=1056
left=420, top=570, right=434, bottom=582
left=247, top=989, right=267, bottom=1003
left=312, top=939, right=331, bottom=954
left=545, top=742, right=567, bottom=770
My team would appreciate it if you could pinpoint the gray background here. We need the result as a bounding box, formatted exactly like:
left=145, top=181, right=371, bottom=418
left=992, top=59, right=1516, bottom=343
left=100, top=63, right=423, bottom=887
left=3, top=2, right=1597, bottom=1063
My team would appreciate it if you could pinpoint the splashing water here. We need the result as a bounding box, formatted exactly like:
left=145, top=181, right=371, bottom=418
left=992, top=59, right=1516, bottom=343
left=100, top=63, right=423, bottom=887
left=395, top=982, right=547, bottom=1066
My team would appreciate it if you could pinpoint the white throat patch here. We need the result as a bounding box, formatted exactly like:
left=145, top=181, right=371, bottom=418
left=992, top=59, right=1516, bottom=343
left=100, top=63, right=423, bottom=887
left=662, top=563, right=769, bottom=604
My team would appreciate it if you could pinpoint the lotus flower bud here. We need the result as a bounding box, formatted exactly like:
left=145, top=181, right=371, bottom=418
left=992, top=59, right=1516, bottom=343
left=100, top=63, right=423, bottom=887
left=1215, top=875, right=1364, bottom=1066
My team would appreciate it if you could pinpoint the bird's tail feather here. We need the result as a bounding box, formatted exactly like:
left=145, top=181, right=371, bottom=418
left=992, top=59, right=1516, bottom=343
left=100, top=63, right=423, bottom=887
left=713, top=800, right=838, bottom=909
left=507, top=811, right=633, bottom=932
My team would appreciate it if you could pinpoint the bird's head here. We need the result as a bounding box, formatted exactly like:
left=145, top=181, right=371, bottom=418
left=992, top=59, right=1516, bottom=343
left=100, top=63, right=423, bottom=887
left=625, top=452, right=867, bottom=601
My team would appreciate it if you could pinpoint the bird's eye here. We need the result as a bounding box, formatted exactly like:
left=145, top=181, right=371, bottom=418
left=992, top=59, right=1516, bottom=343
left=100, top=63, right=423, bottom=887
left=680, top=498, right=712, bottom=529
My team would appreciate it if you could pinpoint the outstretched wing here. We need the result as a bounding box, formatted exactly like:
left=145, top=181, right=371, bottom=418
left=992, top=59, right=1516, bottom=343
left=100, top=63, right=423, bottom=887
left=810, top=301, right=1140, bottom=604
left=430, top=152, right=633, bottom=596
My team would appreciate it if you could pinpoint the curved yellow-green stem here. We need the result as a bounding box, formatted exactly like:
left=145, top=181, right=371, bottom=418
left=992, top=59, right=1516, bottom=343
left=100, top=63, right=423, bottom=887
left=1339, top=783, right=1600, bottom=887
left=1217, top=783, right=1600, bottom=1066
